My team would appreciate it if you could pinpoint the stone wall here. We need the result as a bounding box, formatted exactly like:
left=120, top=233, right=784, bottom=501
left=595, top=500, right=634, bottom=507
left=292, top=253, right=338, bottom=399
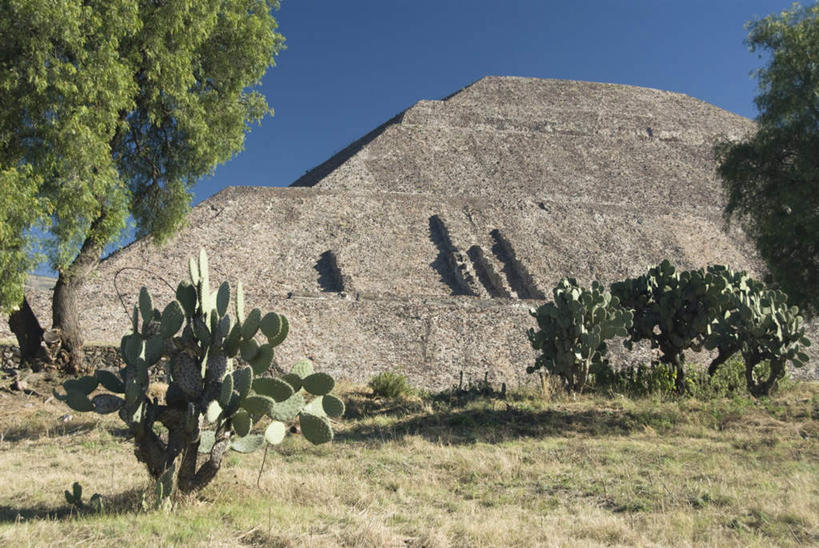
left=0, top=343, right=121, bottom=372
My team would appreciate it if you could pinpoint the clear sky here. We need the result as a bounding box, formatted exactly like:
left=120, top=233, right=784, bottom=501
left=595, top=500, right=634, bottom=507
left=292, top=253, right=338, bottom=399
left=191, top=0, right=798, bottom=203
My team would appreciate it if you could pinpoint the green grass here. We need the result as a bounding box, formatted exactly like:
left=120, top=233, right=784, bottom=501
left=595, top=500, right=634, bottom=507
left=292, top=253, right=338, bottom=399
left=0, top=381, right=817, bottom=546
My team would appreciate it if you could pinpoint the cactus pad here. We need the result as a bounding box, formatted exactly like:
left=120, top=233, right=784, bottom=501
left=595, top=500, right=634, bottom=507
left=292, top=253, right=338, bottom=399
left=64, top=375, right=99, bottom=395
left=206, top=400, right=222, bottom=423
left=240, top=339, right=259, bottom=362
left=193, top=315, right=212, bottom=347
left=259, top=313, right=281, bottom=339
left=92, top=394, right=125, bottom=414
left=235, top=281, right=245, bottom=320
left=198, top=248, right=209, bottom=294
left=291, top=358, right=314, bottom=379
left=216, top=281, right=230, bottom=317
left=322, top=394, right=345, bottom=418
left=65, top=390, right=95, bottom=412
left=241, top=308, right=261, bottom=340
left=160, top=300, right=185, bottom=338
left=233, top=366, right=253, bottom=400
left=176, top=282, right=197, bottom=318
left=170, top=353, right=202, bottom=399
left=252, top=377, right=293, bottom=402
left=241, top=395, right=276, bottom=418
left=144, top=335, right=164, bottom=366
left=269, top=392, right=305, bottom=421
left=223, top=391, right=241, bottom=417
left=299, top=413, right=333, bottom=444
left=264, top=421, right=286, bottom=445
left=223, top=324, right=242, bottom=357
left=267, top=315, right=289, bottom=347
left=231, top=434, right=264, bottom=453
left=124, top=376, right=144, bottom=408
left=122, top=334, right=144, bottom=366
left=213, top=315, right=231, bottom=347
left=65, top=482, right=82, bottom=505
left=281, top=373, right=302, bottom=392
left=189, top=256, right=199, bottom=286
left=248, top=343, right=273, bottom=375
left=231, top=409, right=252, bottom=437
left=198, top=430, right=216, bottom=453
left=218, top=374, right=234, bottom=407
left=139, top=287, right=153, bottom=324
left=302, top=372, right=335, bottom=396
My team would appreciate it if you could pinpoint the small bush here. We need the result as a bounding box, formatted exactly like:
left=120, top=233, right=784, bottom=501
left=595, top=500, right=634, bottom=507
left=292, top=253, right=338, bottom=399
left=368, top=371, right=413, bottom=399
left=590, top=362, right=676, bottom=397
left=591, top=357, right=757, bottom=400
left=686, top=356, right=747, bottom=399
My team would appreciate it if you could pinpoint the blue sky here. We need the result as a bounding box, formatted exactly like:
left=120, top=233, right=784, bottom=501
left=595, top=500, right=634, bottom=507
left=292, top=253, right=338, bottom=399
left=192, top=0, right=798, bottom=203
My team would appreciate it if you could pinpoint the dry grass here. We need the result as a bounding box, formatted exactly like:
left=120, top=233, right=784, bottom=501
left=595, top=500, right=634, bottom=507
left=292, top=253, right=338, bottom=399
left=0, top=376, right=817, bottom=547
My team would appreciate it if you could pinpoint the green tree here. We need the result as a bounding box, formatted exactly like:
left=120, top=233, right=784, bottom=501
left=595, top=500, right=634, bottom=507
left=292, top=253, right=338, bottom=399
left=0, top=0, right=284, bottom=370
left=716, top=2, right=819, bottom=317
left=0, top=168, right=46, bottom=312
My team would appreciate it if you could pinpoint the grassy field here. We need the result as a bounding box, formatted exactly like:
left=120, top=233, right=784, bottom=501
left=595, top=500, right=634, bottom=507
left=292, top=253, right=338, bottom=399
left=0, top=374, right=817, bottom=547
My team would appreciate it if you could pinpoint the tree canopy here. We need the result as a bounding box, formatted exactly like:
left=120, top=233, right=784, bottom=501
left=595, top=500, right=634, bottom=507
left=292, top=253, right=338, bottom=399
left=716, top=2, right=819, bottom=317
left=0, top=167, right=45, bottom=310
left=0, top=0, right=284, bottom=314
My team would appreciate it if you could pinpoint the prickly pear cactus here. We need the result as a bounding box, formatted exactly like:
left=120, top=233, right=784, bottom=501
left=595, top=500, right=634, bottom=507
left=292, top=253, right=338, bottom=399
left=611, top=260, right=732, bottom=392
left=704, top=268, right=811, bottom=396
left=64, top=481, right=102, bottom=513
left=527, top=278, right=633, bottom=393
left=54, top=249, right=344, bottom=498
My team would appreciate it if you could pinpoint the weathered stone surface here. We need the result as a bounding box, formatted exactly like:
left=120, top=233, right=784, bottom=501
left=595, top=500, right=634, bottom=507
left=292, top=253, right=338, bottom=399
left=0, top=343, right=121, bottom=371
left=1, top=77, right=816, bottom=386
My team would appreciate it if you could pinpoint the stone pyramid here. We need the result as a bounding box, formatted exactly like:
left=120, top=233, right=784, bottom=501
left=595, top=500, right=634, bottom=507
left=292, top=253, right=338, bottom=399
left=10, top=76, right=814, bottom=387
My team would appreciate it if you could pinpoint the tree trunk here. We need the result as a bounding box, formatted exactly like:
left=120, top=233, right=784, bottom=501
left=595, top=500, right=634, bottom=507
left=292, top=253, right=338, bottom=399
left=668, top=352, right=686, bottom=394
left=52, top=275, right=85, bottom=373
left=51, top=215, right=108, bottom=374
left=8, top=296, right=44, bottom=366
left=131, top=403, right=230, bottom=497
left=745, top=356, right=784, bottom=397
left=707, top=347, right=735, bottom=377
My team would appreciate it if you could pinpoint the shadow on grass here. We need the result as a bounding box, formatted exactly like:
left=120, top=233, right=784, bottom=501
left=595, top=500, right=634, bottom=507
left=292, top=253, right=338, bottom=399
left=0, top=487, right=145, bottom=523
left=1, top=422, right=130, bottom=443
left=337, top=403, right=683, bottom=445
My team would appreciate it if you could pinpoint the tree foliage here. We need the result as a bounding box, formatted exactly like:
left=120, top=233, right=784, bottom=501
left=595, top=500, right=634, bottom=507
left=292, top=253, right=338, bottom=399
left=716, top=2, right=819, bottom=317
left=0, top=167, right=47, bottom=311
left=0, top=0, right=284, bottom=313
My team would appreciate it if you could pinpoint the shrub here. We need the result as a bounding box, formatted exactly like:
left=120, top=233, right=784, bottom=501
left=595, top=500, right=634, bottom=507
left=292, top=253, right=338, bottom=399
left=590, top=362, right=677, bottom=397
left=704, top=270, right=811, bottom=396
left=592, top=357, right=751, bottom=399
left=527, top=278, right=632, bottom=393
left=54, top=249, right=344, bottom=500
left=368, top=371, right=413, bottom=399
left=611, top=260, right=732, bottom=393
